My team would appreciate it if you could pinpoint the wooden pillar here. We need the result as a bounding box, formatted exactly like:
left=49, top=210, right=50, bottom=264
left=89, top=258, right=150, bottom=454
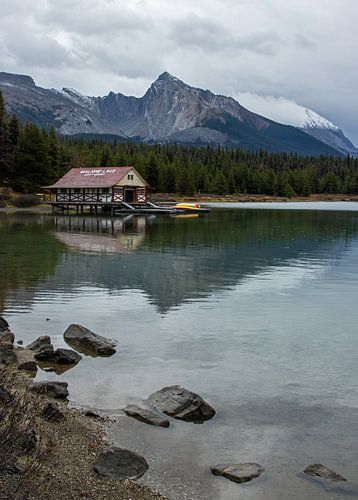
left=95, top=205, right=98, bottom=215
left=81, top=205, right=84, bottom=214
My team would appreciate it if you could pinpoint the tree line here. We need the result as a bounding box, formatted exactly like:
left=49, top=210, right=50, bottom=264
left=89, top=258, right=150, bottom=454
left=1, top=91, right=358, bottom=196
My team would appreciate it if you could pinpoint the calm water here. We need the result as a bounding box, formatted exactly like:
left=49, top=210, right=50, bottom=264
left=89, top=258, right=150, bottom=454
left=1, top=204, right=358, bottom=499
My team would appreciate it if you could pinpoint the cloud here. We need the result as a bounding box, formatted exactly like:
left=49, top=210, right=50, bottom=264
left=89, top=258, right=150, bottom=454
left=0, top=0, right=357, bottom=143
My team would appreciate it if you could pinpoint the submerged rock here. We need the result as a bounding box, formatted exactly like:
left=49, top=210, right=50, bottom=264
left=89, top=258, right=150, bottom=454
left=123, top=404, right=170, bottom=427
left=94, top=446, right=148, bottom=480
left=63, top=324, right=116, bottom=356
left=29, top=381, right=69, bottom=399
left=52, top=348, right=82, bottom=365
left=303, top=464, right=347, bottom=482
left=27, top=336, right=52, bottom=351
left=147, top=385, right=215, bottom=423
left=211, top=463, right=265, bottom=483
left=42, top=402, right=65, bottom=422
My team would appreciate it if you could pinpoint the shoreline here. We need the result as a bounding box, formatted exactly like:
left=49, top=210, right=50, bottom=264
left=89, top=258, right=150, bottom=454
left=0, top=335, right=166, bottom=499
left=0, top=194, right=357, bottom=215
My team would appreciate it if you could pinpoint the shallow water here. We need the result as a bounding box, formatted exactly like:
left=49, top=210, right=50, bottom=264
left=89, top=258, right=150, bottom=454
left=1, top=204, right=358, bottom=499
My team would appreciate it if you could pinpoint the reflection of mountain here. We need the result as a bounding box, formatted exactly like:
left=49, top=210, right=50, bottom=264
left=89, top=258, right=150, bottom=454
left=37, top=210, right=358, bottom=313
left=2, top=210, right=358, bottom=314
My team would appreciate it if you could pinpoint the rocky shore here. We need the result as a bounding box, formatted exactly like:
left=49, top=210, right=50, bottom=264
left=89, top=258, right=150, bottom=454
left=1, top=316, right=355, bottom=499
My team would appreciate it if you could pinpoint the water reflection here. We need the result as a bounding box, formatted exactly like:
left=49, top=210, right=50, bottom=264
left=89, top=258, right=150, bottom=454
left=1, top=209, right=358, bottom=314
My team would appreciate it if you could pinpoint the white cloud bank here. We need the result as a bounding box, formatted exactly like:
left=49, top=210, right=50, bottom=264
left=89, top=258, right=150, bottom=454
left=0, top=0, right=357, bottom=143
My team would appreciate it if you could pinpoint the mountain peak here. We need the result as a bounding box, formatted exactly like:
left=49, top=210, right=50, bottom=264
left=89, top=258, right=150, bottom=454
left=0, top=72, right=35, bottom=88
left=156, top=71, right=180, bottom=83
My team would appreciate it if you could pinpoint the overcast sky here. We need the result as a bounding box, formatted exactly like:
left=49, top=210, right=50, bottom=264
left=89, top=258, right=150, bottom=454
left=1, top=0, right=357, bottom=143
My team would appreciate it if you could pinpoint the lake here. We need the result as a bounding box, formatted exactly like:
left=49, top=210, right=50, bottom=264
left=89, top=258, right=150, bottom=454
left=1, top=203, right=358, bottom=499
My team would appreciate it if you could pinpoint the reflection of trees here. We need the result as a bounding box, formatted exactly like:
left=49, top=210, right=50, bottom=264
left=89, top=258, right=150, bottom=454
left=0, top=214, right=64, bottom=312
left=44, top=209, right=358, bottom=314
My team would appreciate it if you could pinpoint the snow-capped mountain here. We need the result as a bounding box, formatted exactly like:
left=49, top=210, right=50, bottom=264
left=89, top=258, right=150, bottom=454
left=0, top=70, right=353, bottom=156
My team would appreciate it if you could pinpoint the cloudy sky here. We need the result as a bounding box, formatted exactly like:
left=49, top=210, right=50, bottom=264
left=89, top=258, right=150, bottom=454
left=1, top=0, right=357, bottom=143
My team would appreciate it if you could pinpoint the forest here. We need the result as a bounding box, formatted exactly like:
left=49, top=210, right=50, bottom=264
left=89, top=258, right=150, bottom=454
left=1, top=91, right=358, bottom=197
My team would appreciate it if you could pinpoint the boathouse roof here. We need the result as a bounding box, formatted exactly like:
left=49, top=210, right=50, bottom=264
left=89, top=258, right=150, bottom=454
left=47, top=166, right=136, bottom=189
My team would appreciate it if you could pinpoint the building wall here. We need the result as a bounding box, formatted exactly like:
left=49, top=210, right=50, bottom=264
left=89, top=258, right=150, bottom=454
left=116, top=169, right=147, bottom=187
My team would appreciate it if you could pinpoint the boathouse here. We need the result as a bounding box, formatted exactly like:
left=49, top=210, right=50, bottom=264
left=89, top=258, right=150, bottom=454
left=47, top=166, right=148, bottom=206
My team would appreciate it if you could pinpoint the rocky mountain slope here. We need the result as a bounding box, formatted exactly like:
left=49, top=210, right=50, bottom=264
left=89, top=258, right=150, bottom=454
left=0, top=70, right=354, bottom=156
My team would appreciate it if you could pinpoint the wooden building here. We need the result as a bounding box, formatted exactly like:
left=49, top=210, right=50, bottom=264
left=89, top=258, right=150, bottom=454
left=46, top=166, right=148, bottom=206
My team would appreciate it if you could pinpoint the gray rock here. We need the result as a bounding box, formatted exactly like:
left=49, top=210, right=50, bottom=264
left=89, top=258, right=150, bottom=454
left=18, top=361, right=38, bottom=375
left=0, top=347, right=16, bottom=365
left=148, top=385, right=215, bottom=423
left=29, top=381, right=68, bottom=399
left=211, top=463, right=265, bottom=483
left=52, top=348, right=82, bottom=365
left=123, top=404, right=170, bottom=427
left=0, top=317, right=9, bottom=332
left=303, top=464, right=347, bottom=482
left=27, top=335, right=51, bottom=351
left=94, top=446, right=148, bottom=480
left=42, top=403, right=65, bottom=422
left=63, top=324, right=116, bottom=356
left=34, top=345, right=54, bottom=361
left=85, top=409, right=102, bottom=419
left=17, top=340, right=23, bottom=345
left=0, top=329, right=14, bottom=347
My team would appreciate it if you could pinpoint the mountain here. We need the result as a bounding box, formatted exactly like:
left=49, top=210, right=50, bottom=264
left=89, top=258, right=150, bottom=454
left=0, top=70, right=348, bottom=156
left=298, top=108, right=358, bottom=156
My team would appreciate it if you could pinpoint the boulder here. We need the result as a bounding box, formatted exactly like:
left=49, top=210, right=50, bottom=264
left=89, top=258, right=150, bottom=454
left=63, top=324, right=116, bottom=356
left=123, top=404, right=170, bottom=427
left=18, top=361, right=38, bottom=375
left=303, top=464, right=347, bottom=482
left=0, top=347, right=17, bottom=365
left=29, top=381, right=68, bottom=399
left=0, top=317, right=9, bottom=332
left=27, top=336, right=52, bottom=351
left=34, top=345, right=54, bottom=361
left=147, top=385, right=215, bottom=423
left=211, top=463, right=265, bottom=483
left=52, top=348, right=82, bottom=365
left=94, top=446, right=148, bottom=480
left=85, top=409, right=102, bottom=419
left=42, top=402, right=65, bottom=422
left=0, top=329, right=14, bottom=347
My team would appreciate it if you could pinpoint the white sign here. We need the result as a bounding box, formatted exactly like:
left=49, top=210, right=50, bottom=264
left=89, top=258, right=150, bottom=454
left=80, top=169, right=117, bottom=176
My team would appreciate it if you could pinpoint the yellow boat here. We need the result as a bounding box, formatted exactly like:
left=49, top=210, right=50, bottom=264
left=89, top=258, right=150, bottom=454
left=169, top=202, right=211, bottom=213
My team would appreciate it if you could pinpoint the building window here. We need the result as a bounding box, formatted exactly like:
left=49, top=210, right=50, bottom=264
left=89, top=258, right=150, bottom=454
left=127, top=174, right=134, bottom=180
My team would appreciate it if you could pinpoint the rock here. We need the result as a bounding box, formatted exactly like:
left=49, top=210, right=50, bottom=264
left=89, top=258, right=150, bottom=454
left=85, top=409, right=102, bottom=419
left=63, top=324, right=116, bottom=356
left=0, top=317, right=9, bottom=332
left=0, top=347, right=17, bottom=365
left=147, top=385, right=215, bottom=423
left=29, top=381, right=69, bottom=399
left=303, top=464, right=347, bottom=482
left=0, top=464, right=21, bottom=475
left=123, top=404, right=170, bottom=427
left=42, top=402, right=65, bottom=422
left=211, top=463, right=265, bottom=483
left=17, top=340, right=23, bottom=345
left=34, top=345, right=54, bottom=361
left=0, top=385, right=13, bottom=404
left=26, top=335, right=52, bottom=351
left=94, top=446, right=148, bottom=480
left=18, top=361, right=38, bottom=375
left=0, top=329, right=14, bottom=347
left=52, top=348, right=82, bottom=365
left=17, top=428, right=37, bottom=455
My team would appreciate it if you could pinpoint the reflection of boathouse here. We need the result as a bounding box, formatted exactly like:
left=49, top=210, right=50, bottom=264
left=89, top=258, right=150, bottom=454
left=53, top=215, right=149, bottom=254
left=46, top=166, right=149, bottom=214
